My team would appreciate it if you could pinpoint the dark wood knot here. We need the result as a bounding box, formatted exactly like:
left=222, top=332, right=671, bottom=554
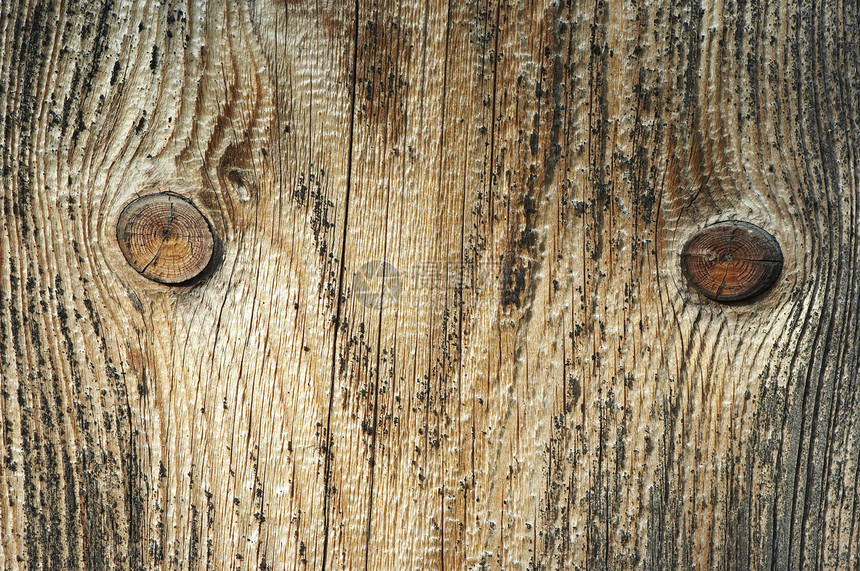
left=116, top=193, right=215, bottom=284
left=681, top=221, right=783, bottom=302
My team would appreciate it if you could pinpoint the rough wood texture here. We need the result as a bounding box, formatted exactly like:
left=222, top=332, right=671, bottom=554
left=1, top=0, right=859, bottom=569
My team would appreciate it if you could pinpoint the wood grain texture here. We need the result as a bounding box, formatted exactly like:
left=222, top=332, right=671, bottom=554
left=1, top=0, right=859, bottom=569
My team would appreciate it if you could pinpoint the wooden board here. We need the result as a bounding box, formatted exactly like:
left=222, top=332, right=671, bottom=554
left=1, top=0, right=859, bottom=568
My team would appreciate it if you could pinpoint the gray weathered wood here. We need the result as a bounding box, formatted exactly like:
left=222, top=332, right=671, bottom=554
left=1, top=0, right=859, bottom=568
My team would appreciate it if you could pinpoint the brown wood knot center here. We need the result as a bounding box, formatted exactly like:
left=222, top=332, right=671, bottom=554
left=680, top=220, right=783, bottom=302
left=116, top=193, right=215, bottom=285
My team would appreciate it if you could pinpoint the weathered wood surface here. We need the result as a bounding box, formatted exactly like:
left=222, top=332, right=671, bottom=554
left=1, top=0, right=859, bottom=569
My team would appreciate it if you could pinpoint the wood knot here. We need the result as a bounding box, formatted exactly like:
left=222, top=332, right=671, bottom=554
left=681, top=221, right=783, bottom=302
left=116, top=193, right=215, bottom=285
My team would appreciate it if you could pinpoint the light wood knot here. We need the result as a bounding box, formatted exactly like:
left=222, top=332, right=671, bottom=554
left=116, top=193, right=215, bottom=285
left=681, top=221, right=783, bottom=302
